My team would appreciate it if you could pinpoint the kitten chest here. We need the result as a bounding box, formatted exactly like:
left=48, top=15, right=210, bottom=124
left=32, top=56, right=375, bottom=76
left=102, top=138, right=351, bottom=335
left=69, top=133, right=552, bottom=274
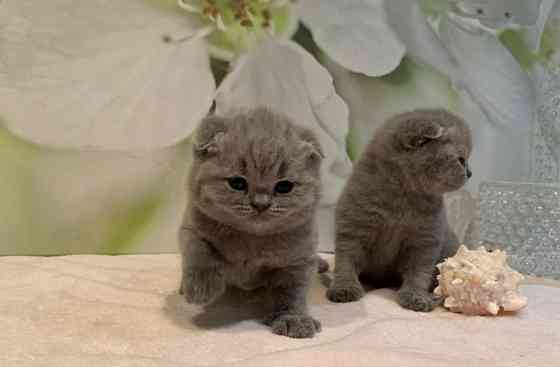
left=369, top=223, right=404, bottom=268
left=217, top=236, right=314, bottom=291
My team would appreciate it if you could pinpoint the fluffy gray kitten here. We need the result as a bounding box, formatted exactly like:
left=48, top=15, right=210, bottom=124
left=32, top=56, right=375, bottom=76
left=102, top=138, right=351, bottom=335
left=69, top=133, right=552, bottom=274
left=179, top=107, right=325, bottom=338
left=327, top=109, right=472, bottom=312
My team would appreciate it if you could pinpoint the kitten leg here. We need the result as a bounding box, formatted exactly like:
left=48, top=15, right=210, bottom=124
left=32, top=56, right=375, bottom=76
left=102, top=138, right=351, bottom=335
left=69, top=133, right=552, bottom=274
left=264, top=262, right=321, bottom=339
left=431, top=227, right=460, bottom=290
left=326, top=250, right=365, bottom=303
left=179, top=228, right=226, bottom=305
left=397, top=242, right=441, bottom=312
left=440, top=226, right=460, bottom=261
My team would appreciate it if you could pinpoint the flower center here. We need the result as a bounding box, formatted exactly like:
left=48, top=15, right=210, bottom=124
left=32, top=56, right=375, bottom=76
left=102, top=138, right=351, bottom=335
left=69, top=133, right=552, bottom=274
left=177, top=0, right=295, bottom=60
left=180, top=0, right=288, bottom=32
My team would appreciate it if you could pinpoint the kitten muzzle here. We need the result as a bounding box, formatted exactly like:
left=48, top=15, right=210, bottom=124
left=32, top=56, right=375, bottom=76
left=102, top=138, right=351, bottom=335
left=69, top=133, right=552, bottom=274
left=250, top=193, right=271, bottom=212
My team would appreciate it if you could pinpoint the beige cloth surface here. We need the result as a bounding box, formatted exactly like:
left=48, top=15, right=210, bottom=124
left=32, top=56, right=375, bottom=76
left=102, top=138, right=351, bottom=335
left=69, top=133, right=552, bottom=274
left=1, top=254, right=559, bottom=367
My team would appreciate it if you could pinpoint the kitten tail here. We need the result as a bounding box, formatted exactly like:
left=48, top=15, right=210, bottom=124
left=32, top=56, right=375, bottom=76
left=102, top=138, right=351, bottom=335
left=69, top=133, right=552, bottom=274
left=315, top=256, right=329, bottom=273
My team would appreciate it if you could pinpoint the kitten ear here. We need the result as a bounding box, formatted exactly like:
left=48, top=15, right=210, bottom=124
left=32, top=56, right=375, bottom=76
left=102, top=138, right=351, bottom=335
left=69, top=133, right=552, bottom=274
left=400, top=118, right=444, bottom=150
left=298, top=128, right=324, bottom=163
left=193, top=115, right=227, bottom=159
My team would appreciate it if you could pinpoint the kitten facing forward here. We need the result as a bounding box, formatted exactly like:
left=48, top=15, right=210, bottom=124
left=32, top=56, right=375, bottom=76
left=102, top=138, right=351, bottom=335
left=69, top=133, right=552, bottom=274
left=179, top=107, right=324, bottom=338
left=327, top=109, right=472, bottom=312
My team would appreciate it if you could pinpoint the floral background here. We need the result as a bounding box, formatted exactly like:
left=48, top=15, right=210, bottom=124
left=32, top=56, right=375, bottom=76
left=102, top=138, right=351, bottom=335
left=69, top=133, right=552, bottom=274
left=1, top=0, right=559, bottom=256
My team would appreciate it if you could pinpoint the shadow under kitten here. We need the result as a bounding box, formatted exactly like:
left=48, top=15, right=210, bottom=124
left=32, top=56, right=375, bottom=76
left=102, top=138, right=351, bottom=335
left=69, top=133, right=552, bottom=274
left=164, top=286, right=274, bottom=331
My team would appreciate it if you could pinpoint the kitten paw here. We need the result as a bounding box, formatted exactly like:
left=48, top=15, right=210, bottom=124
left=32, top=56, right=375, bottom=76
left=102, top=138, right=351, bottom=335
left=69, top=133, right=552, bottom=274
left=182, top=268, right=226, bottom=305
left=326, top=284, right=364, bottom=303
left=398, top=289, right=439, bottom=312
left=264, top=313, right=321, bottom=339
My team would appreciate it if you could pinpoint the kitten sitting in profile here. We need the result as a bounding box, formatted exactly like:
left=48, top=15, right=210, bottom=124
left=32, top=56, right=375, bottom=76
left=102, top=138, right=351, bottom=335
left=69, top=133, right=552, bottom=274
left=179, top=107, right=325, bottom=338
left=327, top=109, right=472, bottom=312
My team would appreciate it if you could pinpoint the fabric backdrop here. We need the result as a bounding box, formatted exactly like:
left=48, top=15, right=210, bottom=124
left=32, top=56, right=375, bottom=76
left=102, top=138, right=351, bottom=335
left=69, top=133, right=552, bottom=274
left=1, top=0, right=559, bottom=256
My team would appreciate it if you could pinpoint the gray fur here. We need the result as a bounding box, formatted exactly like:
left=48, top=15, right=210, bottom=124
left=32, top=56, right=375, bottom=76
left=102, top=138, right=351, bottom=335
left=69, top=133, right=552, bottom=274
left=327, top=109, right=472, bottom=312
left=179, top=107, right=324, bottom=338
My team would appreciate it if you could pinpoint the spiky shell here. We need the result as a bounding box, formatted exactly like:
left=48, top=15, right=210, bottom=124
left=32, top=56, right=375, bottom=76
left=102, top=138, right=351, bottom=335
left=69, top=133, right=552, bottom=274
left=434, top=245, right=528, bottom=316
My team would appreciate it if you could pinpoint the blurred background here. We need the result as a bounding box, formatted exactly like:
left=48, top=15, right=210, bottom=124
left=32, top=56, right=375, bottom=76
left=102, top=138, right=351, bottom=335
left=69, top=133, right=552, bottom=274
left=1, top=0, right=559, bottom=279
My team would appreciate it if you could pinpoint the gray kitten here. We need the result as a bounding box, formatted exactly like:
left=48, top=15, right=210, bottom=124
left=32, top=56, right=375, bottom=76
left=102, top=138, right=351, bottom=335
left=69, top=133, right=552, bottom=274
left=327, top=109, right=472, bottom=312
left=179, top=107, right=325, bottom=338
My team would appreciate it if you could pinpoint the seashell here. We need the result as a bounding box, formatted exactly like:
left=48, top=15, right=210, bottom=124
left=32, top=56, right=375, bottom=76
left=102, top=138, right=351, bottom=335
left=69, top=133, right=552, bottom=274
left=434, top=245, right=528, bottom=315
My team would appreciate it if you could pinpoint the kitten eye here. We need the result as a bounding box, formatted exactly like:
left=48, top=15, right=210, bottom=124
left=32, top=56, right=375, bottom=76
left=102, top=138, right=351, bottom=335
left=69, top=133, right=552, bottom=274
left=274, top=180, right=294, bottom=194
left=228, top=176, right=248, bottom=191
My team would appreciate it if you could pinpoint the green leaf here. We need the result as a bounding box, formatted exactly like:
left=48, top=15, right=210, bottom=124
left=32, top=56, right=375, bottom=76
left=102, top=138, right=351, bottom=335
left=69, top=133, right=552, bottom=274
left=99, top=194, right=164, bottom=254
left=499, top=29, right=540, bottom=70
left=419, top=0, right=451, bottom=18
left=0, top=124, right=41, bottom=255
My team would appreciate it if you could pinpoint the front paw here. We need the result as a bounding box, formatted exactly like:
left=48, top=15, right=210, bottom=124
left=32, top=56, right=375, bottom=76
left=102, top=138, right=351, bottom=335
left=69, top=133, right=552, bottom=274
left=264, top=313, right=322, bottom=339
left=181, top=268, right=225, bottom=305
left=398, top=288, right=440, bottom=312
left=326, top=283, right=364, bottom=303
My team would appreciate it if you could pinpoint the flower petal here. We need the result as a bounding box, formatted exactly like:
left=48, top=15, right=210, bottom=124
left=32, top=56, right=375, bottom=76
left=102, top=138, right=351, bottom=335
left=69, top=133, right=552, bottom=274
left=0, top=0, right=215, bottom=151
left=440, top=15, right=536, bottom=135
left=451, top=0, right=543, bottom=28
left=385, top=0, right=456, bottom=76
left=298, top=0, right=405, bottom=76
left=457, top=88, right=532, bottom=187
left=215, top=39, right=351, bottom=252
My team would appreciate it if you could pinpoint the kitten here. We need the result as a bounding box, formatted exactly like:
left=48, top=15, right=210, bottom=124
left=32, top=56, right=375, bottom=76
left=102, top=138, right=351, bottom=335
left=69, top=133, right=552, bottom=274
left=179, top=107, right=325, bottom=338
left=327, top=109, right=472, bottom=312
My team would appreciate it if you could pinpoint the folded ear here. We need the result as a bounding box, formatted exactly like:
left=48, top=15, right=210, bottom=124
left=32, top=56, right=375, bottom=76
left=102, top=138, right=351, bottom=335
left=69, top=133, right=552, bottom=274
left=398, top=114, right=444, bottom=150
left=298, top=128, right=324, bottom=163
left=193, top=115, right=227, bottom=159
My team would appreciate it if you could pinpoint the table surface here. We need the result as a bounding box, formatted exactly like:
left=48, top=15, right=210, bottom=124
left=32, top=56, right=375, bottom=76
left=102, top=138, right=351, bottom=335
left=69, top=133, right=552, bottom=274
left=1, top=254, right=559, bottom=367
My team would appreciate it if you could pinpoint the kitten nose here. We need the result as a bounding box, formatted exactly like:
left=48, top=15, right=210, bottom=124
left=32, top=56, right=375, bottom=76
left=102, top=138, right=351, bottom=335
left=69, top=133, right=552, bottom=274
left=467, top=168, right=472, bottom=179
left=251, top=194, right=271, bottom=212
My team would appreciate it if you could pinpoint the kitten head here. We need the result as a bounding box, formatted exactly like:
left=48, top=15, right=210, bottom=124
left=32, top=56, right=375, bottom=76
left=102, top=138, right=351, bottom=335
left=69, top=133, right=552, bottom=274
left=189, top=107, right=323, bottom=235
left=375, top=109, right=472, bottom=194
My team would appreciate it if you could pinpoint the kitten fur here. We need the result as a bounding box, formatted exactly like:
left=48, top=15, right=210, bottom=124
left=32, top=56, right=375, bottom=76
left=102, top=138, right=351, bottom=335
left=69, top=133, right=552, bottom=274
left=327, top=109, right=472, bottom=312
left=179, top=107, right=325, bottom=338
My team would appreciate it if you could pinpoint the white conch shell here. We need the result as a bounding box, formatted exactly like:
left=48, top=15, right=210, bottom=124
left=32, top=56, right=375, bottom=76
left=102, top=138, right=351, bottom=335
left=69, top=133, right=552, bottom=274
left=434, top=245, right=528, bottom=316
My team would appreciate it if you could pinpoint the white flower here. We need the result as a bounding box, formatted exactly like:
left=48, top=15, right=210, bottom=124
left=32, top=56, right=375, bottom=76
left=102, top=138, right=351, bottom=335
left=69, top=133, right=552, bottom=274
left=0, top=0, right=366, bottom=252
left=321, top=0, right=557, bottom=194
left=5, top=0, right=552, bottom=255
left=381, top=0, right=556, bottom=187
left=0, top=0, right=305, bottom=151
left=385, top=1, right=547, bottom=131
left=0, top=0, right=214, bottom=151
